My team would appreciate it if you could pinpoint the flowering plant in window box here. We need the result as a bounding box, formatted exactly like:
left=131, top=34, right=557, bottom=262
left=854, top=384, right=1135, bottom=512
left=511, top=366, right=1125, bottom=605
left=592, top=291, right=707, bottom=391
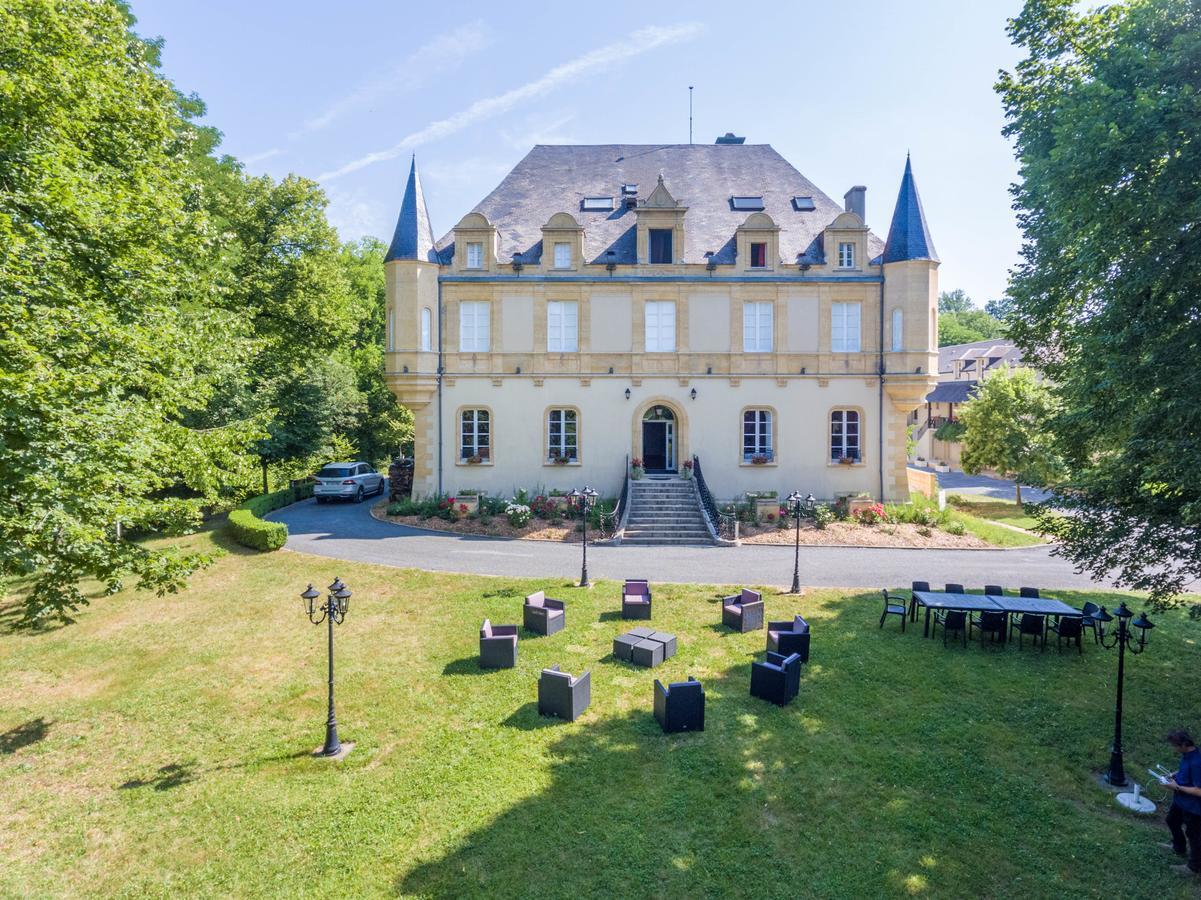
left=551, top=455, right=572, bottom=465
left=836, top=454, right=858, bottom=466
left=466, top=455, right=484, bottom=465
left=751, top=454, right=770, bottom=465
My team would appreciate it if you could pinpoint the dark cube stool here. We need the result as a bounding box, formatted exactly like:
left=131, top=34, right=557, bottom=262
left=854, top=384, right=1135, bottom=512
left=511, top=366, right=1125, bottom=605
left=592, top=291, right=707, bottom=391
left=613, top=633, right=641, bottom=662
left=628, top=626, right=656, bottom=640
left=631, top=639, right=666, bottom=668
left=648, top=631, right=677, bottom=659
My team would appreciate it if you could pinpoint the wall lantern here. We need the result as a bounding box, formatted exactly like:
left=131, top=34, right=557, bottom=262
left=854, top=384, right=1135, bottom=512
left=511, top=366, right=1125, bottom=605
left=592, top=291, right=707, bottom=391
left=624, top=388, right=631, bottom=400
left=690, top=388, right=697, bottom=400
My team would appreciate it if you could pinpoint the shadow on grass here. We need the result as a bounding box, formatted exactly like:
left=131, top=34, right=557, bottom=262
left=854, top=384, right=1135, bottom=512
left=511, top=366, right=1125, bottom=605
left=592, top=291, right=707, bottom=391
left=442, top=657, right=486, bottom=676
left=119, top=763, right=197, bottom=791
left=0, top=718, right=51, bottom=754
left=595, top=610, right=626, bottom=622
left=501, top=701, right=560, bottom=730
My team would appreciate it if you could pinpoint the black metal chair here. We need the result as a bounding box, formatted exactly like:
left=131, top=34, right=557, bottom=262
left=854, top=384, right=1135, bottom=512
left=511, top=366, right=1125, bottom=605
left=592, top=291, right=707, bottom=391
left=880, top=590, right=907, bottom=631
left=1080, top=602, right=1102, bottom=644
left=935, top=610, right=967, bottom=647
left=1009, top=613, right=1046, bottom=649
left=984, top=584, right=1004, bottom=597
left=1049, top=616, right=1084, bottom=654
left=1019, top=586, right=1040, bottom=598
left=945, top=583, right=966, bottom=594
left=909, top=581, right=931, bottom=621
left=970, top=610, right=1007, bottom=646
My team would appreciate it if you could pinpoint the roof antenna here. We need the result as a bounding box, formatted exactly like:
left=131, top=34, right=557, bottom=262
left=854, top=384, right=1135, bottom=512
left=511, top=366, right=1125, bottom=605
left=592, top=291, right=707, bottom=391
left=688, top=86, right=694, bottom=145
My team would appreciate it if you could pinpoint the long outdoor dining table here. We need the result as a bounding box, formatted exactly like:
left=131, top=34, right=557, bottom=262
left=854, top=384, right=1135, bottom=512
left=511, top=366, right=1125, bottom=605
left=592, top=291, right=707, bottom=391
left=911, top=591, right=1082, bottom=639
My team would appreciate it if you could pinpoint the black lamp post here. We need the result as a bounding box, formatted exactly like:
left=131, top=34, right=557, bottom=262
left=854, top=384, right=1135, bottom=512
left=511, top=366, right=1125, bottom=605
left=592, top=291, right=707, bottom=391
left=300, top=578, right=351, bottom=757
left=568, top=486, right=599, bottom=588
left=1096, top=602, right=1154, bottom=787
left=785, top=491, right=816, bottom=594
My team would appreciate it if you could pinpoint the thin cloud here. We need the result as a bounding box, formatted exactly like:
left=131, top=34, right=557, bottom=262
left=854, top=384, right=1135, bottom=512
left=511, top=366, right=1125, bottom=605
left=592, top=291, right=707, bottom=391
left=243, top=147, right=284, bottom=165
left=317, top=22, right=704, bottom=181
left=297, top=21, right=490, bottom=138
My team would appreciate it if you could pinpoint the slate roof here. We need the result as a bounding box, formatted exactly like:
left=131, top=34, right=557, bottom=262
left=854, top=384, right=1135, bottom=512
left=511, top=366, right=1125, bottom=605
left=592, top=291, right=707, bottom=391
left=925, top=380, right=978, bottom=404
left=431, top=144, right=887, bottom=266
left=937, top=339, right=1022, bottom=375
left=385, top=156, right=438, bottom=263
left=882, top=155, right=938, bottom=263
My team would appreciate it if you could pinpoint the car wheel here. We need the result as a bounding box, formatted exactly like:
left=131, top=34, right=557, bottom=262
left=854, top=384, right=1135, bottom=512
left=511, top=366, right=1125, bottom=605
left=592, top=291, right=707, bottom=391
left=355, top=486, right=365, bottom=503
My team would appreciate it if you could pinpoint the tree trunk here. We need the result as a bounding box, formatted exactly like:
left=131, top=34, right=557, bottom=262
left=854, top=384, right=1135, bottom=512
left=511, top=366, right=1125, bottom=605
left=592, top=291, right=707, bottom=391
left=1015, top=480, right=1022, bottom=506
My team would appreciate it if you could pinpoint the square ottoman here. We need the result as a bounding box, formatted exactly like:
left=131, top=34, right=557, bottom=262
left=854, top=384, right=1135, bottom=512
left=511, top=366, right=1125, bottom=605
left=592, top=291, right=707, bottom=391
left=631, top=639, right=666, bottom=668
left=613, top=633, right=641, bottom=662
left=648, top=632, right=677, bottom=659
left=628, top=626, right=656, bottom=640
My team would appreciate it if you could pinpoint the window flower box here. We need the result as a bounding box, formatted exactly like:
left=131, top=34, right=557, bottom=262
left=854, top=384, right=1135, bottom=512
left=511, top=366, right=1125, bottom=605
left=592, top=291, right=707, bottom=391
left=751, top=454, right=770, bottom=466
left=465, top=455, right=484, bottom=465
left=551, top=455, right=574, bottom=465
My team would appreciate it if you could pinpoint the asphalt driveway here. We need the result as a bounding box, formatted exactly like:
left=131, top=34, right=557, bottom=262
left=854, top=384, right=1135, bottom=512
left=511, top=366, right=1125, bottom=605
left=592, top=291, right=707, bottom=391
left=270, top=495, right=1124, bottom=591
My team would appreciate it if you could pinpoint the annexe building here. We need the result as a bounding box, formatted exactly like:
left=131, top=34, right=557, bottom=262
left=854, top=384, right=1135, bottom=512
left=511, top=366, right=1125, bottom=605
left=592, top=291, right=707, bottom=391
left=383, top=139, right=939, bottom=504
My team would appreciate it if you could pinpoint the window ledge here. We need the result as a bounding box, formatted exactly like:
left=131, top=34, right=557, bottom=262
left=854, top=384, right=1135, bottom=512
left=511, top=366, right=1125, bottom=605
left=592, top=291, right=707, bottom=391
left=543, top=460, right=582, bottom=467
left=741, top=460, right=778, bottom=468
left=827, top=461, right=865, bottom=468
left=456, top=459, right=494, bottom=467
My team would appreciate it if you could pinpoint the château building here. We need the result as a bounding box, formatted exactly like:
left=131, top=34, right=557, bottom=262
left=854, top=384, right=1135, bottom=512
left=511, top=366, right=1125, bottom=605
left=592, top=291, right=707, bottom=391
left=383, top=137, right=939, bottom=508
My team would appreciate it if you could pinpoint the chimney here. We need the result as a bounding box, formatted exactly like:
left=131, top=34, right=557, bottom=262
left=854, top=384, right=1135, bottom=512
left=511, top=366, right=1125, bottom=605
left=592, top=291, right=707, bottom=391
left=715, top=132, right=746, bottom=144
left=844, top=185, right=866, bottom=221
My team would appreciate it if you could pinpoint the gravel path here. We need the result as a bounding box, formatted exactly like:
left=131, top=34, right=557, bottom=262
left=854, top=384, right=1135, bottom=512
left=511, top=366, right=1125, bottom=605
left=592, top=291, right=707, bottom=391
left=270, top=494, right=1128, bottom=591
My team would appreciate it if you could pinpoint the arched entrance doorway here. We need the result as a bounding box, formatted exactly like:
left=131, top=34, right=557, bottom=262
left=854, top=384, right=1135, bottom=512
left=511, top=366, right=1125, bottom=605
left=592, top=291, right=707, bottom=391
left=641, top=405, right=677, bottom=473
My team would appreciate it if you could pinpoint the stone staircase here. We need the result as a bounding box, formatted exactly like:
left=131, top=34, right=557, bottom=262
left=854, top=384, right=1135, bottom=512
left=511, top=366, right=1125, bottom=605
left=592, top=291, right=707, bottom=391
left=621, top=476, right=717, bottom=545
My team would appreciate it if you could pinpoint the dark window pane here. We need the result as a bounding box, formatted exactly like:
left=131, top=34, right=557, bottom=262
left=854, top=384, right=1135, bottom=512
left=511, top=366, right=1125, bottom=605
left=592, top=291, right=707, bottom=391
left=649, top=229, right=673, bottom=264
left=751, top=243, right=766, bottom=267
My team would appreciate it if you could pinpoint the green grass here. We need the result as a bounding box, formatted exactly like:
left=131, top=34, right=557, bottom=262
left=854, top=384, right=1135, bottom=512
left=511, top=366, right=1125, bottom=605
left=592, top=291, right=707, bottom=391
left=948, top=494, right=1047, bottom=533
left=1, top=528, right=1196, bottom=898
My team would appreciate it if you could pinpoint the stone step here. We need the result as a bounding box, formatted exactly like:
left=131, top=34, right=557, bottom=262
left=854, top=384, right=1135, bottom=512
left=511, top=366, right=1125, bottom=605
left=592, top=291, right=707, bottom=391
left=628, top=514, right=708, bottom=523
left=623, top=528, right=712, bottom=538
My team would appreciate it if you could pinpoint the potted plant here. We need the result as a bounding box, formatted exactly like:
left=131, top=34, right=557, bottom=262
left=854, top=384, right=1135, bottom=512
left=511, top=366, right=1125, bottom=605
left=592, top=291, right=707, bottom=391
left=751, top=454, right=769, bottom=466
left=630, top=457, right=644, bottom=480
left=837, top=454, right=858, bottom=466
left=552, top=454, right=572, bottom=465
left=466, top=455, right=483, bottom=465
left=681, top=459, right=693, bottom=480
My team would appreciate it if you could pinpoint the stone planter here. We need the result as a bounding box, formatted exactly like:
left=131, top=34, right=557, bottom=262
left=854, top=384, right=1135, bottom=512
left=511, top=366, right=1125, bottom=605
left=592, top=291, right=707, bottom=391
left=752, top=497, right=781, bottom=523
left=452, top=495, right=479, bottom=516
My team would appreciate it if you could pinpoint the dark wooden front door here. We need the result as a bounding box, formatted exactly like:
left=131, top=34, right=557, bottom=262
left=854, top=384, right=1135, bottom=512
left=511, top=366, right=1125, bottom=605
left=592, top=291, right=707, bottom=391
left=643, top=421, right=667, bottom=472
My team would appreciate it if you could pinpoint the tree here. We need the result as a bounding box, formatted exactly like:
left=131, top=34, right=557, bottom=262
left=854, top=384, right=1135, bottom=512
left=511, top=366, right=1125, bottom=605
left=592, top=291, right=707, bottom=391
left=998, top=0, right=1201, bottom=608
left=958, top=368, right=1063, bottom=506
left=0, top=0, right=258, bottom=624
left=937, top=291, right=1006, bottom=346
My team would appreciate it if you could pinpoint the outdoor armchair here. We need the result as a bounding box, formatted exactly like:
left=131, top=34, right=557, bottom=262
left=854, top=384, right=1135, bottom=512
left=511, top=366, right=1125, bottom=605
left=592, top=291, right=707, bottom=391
left=750, top=652, right=802, bottom=705
left=622, top=579, right=652, bottom=620
left=1009, top=613, right=1046, bottom=649
left=879, top=590, right=907, bottom=631
left=537, top=665, right=591, bottom=721
left=479, top=618, right=519, bottom=669
left=653, top=677, right=705, bottom=733
left=767, top=615, right=810, bottom=662
left=722, top=588, right=764, bottom=632
left=935, top=609, right=968, bottom=647
left=1049, top=616, right=1084, bottom=654
left=909, top=581, right=931, bottom=621
left=523, top=590, right=566, bottom=636
left=969, top=610, right=1007, bottom=646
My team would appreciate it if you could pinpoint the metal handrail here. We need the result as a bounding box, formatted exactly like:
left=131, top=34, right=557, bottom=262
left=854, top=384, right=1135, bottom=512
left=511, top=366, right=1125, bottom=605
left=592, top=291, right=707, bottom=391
left=692, top=455, right=738, bottom=543
left=596, top=454, right=629, bottom=540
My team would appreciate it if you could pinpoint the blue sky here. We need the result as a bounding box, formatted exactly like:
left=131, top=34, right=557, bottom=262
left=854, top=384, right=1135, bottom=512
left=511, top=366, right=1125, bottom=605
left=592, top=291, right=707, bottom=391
left=132, top=0, right=1025, bottom=304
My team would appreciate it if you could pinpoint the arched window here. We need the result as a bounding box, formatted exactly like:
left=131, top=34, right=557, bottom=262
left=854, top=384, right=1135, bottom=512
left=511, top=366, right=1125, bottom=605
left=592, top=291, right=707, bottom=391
left=547, top=409, right=578, bottom=461
left=460, top=409, right=490, bottom=461
left=742, top=409, right=773, bottom=462
left=891, top=308, right=904, bottom=352
left=830, top=409, right=861, bottom=462
left=421, top=307, right=432, bottom=351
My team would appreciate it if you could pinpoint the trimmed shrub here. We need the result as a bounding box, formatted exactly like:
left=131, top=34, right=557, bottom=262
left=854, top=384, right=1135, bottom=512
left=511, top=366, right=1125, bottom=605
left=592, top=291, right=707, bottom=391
left=506, top=503, right=532, bottom=527
left=944, top=520, right=967, bottom=536
left=227, top=483, right=312, bottom=551
left=813, top=504, right=835, bottom=530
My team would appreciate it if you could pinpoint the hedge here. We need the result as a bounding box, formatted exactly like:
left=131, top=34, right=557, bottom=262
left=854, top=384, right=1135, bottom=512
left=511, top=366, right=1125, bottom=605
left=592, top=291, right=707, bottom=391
left=226, top=483, right=313, bottom=552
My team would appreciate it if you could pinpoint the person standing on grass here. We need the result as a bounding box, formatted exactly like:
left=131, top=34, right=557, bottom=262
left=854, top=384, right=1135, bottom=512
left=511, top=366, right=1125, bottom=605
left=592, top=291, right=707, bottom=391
left=1164, top=730, right=1201, bottom=878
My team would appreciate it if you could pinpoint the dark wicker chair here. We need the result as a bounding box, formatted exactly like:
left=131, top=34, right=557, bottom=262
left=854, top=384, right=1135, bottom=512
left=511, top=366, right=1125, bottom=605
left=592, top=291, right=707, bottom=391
left=880, top=589, right=907, bottom=631
left=653, top=677, right=705, bottom=733
left=945, top=583, right=966, bottom=594
left=767, top=615, right=811, bottom=662
left=1049, top=616, right=1084, bottom=654
left=479, top=618, right=518, bottom=669
left=750, top=652, right=802, bottom=705
left=1009, top=613, right=1046, bottom=649
left=622, top=579, right=652, bottom=620
left=1080, top=602, right=1102, bottom=644
left=523, top=590, right=566, bottom=636
left=722, top=588, right=764, bottom=632
left=537, top=665, right=591, bottom=721
left=970, top=610, right=1007, bottom=646
left=984, top=584, right=1004, bottom=596
left=935, top=609, right=968, bottom=647
left=910, top=581, right=931, bottom=621
left=1019, top=586, right=1041, bottom=598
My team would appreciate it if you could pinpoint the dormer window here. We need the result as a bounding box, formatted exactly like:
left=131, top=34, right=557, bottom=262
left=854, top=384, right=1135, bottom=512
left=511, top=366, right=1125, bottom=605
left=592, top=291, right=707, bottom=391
left=465, top=242, right=483, bottom=269
left=649, top=229, right=673, bottom=264
left=792, top=196, right=816, bottom=211
left=553, top=241, right=571, bottom=269
left=581, top=197, right=614, bottom=212
left=731, top=196, right=765, bottom=211
left=838, top=242, right=855, bottom=268
left=750, top=242, right=767, bottom=268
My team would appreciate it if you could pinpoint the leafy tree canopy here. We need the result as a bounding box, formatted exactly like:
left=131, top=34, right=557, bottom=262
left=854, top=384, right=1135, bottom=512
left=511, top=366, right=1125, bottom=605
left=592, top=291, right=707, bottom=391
left=997, top=0, right=1201, bottom=607
left=937, top=291, right=1006, bottom=347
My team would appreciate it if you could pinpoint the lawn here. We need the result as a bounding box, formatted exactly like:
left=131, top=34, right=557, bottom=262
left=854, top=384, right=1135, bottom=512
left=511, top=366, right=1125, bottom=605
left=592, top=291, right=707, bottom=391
left=1, top=528, right=1195, bottom=898
left=948, top=494, right=1047, bottom=533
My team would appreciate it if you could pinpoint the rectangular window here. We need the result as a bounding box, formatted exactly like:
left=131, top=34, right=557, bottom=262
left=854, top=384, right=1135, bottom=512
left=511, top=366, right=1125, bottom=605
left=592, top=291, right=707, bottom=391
left=830, top=409, right=861, bottom=462
left=553, top=241, right=571, bottom=269
left=649, top=229, right=673, bottom=264
left=644, top=300, right=676, bottom=352
left=750, top=242, right=767, bottom=268
left=838, top=242, right=855, bottom=268
left=460, top=409, right=490, bottom=460
left=421, top=307, right=432, bottom=352
left=891, top=308, right=903, bottom=352
left=459, top=301, right=490, bottom=352
left=743, top=301, right=773, bottom=352
left=547, top=409, right=578, bottom=460
left=465, top=241, right=483, bottom=269
left=547, top=300, right=579, bottom=352
left=387, top=307, right=395, bottom=351
left=831, top=302, right=861, bottom=352
left=743, top=409, right=773, bottom=461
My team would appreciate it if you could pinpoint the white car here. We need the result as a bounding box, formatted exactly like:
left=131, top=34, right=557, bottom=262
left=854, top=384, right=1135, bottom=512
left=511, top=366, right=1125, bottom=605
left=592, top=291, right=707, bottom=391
left=313, top=462, right=386, bottom=503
